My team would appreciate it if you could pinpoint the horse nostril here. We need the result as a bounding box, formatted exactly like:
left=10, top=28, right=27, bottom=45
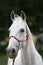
left=12, top=49, right=15, bottom=53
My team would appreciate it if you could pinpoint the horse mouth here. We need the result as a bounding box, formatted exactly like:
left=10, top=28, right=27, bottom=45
left=7, top=52, right=15, bottom=59
left=6, top=49, right=17, bottom=59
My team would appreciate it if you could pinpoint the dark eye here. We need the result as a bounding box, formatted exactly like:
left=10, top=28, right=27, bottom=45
left=20, top=29, right=24, bottom=32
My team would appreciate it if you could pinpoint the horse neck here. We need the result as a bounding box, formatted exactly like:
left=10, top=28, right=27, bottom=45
left=21, top=46, right=31, bottom=65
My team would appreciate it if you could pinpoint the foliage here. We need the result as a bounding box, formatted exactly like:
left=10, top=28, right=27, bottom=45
left=0, top=54, right=8, bottom=65
left=0, top=0, right=43, bottom=34
left=35, top=43, right=43, bottom=58
left=0, top=42, right=8, bottom=54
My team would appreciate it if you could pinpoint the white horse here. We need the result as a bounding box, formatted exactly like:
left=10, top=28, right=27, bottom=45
left=7, top=11, right=43, bottom=65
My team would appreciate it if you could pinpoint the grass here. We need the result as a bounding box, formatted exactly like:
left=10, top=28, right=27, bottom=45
left=0, top=54, right=8, bottom=65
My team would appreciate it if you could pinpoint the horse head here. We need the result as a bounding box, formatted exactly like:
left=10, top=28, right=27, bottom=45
left=6, top=11, right=29, bottom=59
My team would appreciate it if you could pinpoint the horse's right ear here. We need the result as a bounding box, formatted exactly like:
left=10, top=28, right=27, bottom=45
left=11, top=10, right=15, bottom=22
left=21, top=11, right=26, bottom=21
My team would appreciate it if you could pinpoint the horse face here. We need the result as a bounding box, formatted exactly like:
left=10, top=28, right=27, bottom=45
left=6, top=11, right=27, bottom=59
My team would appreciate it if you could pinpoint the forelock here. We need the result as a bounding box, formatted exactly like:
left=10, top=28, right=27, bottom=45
left=9, top=16, right=22, bottom=31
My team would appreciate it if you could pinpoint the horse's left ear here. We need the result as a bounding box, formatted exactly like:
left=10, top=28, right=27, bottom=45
left=11, top=10, right=15, bottom=22
left=21, top=11, right=26, bottom=21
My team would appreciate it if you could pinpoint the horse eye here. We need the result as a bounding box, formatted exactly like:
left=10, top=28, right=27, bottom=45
left=20, top=29, right=24, bottom=32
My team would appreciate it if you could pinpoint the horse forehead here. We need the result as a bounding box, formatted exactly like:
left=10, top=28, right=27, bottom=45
left=9, top=18, right=26, bottom=30
left=14, top=18, right=25, bottom=26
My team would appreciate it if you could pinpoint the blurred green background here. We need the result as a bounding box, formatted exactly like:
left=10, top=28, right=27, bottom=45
left=0, top=0, right=43, bottom=65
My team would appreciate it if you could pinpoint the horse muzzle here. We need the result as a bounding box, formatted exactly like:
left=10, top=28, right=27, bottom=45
left=6, top=48, right=17, bottom=59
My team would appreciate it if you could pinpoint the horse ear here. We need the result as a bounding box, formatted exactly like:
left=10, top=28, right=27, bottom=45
left=11, top=10, right=15, bottom=22
left=21, top=11, right=26, bottom=21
